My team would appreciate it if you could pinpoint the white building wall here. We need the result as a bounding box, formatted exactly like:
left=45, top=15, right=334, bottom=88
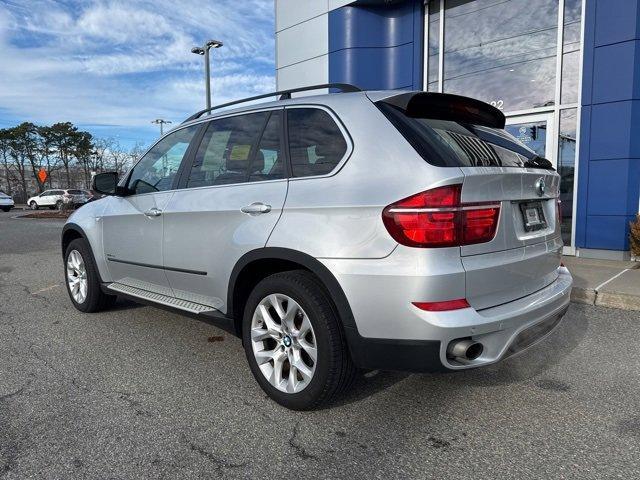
left=275, top=0, right=354, bottom=91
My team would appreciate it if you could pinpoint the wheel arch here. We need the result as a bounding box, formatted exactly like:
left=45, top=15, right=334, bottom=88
left=227, top=248, right=357, bottom=338
left=62, top=223, right=106, bottom=284
left=62, top=223, right=86, bottom=257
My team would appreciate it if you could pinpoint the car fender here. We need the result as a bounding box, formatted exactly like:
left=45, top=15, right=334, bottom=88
left=62, top=198, right=111, bottom=283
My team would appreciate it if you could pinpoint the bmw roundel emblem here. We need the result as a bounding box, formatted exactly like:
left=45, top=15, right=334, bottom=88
left=535, top=177, right=546, bottom=197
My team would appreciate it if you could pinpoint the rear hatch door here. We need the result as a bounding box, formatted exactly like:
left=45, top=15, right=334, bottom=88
left=460, top=167, right=562, bottom=310
left=374, top=92, right=563, bottom=310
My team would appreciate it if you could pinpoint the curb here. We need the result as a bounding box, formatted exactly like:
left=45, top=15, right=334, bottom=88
left=595, top=291, right=640, bottom=311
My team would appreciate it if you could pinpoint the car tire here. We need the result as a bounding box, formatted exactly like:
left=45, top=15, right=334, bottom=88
left=64, top=238, right=117, bottom=313
left=29, top=201, right=38, bottom=210
left=55, top=200, right=63, bottom=210
left=1, top=207, right=10, bottom=212
left=242, top=270, right=356, bottom=410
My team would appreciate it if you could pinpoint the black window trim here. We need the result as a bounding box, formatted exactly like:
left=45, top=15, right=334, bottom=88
left=118, top=103, right=352, bottom=197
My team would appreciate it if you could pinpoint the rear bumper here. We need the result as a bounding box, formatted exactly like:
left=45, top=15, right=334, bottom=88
left=344, top=268, right=572, bottom=372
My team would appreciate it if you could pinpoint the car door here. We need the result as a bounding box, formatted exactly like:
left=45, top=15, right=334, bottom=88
left=162, top=109, right=288, bottom=310
left=39, top=191, right=53, bottom=206
left=101, top=124, right=201, bottom=295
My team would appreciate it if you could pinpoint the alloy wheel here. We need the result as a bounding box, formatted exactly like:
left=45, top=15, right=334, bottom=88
left=66, top=250, right=88, bottom=304
left=250, top=294, right=317, bottom=394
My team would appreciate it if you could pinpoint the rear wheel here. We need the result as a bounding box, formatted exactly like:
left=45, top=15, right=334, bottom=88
left=0, top=207, right=10, bottom=212
left=55, top=200, right=63, bottom=210
left=29, top=201, right=38, bottom=210
left=64, top=238, right=116, bottom=313
left=242, top=270, right=356, bottom=410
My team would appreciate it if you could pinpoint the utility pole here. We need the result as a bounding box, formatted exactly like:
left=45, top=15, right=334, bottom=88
left=151, top=119, right=172, bottom=173
left=151, top=119, right=172, bottom=137
left=191, top=40, right=224, bottom=111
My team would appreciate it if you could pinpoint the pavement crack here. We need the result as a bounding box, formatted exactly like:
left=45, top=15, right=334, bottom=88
left=183, top=435, right=247, bottom=473
left=288, top=421, right=317, bottom=460
left=0, top=382, right=30, bottom=402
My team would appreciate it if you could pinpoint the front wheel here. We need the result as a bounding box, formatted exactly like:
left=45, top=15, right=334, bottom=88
left=29, top=201, right=38, bottom=210
left=64, top=238, right=116, bottom=313
left=243, top=270, right=356, bottom=410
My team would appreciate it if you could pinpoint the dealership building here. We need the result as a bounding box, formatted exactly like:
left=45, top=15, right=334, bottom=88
left=275, top=0, right=640, bottom=259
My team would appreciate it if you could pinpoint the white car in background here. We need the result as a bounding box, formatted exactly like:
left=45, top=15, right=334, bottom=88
left=27, top=189, right=92, bottom=210
left=0, top=191, right=14, bottom=212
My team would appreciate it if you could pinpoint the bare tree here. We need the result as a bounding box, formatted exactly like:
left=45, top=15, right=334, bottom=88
left=0, top=129, right=14, bottom=195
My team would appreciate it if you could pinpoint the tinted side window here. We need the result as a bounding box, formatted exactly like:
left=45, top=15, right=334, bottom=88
left=253, top=111, right=284, bottom=181
left=127, top=125, right=199, bottom=195
left=287, top=108, right=347, bottom=178
left=187, top=111, right=282, bottom=188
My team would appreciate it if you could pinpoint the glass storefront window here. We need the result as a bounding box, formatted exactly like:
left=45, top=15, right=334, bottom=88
left=427, top=0, right=440, bottom=92
left=561, top=0, right=582, bottom=104
left=558, top=108, right=577, bottom=246
left=442, top=0, right=558, bottom=111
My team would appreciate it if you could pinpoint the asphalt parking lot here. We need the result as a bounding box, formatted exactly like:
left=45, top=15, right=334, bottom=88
left=1, top=210, right=639, bottom=479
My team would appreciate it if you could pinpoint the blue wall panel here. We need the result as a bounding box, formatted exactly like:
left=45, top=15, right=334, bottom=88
left=576, top=0, right=640, bottom=252
left=594, top=0, right=639, bottom=46
left=329, top=44, right=414, bottom=90
left=585, top=215, right=637, bottom=250
left=328, top=0, right=423, bottom=91
left=587, top=159, right=638, bottom=216
left=589, top=101, right=635, bottom=160
left=592, top=41, right=640, bottom=103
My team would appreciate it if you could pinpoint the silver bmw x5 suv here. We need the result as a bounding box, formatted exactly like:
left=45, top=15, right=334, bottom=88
left=62, top=84, right=572, bottom=410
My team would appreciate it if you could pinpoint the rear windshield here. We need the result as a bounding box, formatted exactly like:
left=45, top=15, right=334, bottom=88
left=377, top=102, right=550, bottom=169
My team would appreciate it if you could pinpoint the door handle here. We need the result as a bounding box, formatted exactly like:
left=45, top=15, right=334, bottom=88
left=241, top=202, right=272, bottom=215
left=144, top=208, right=162, bottom=217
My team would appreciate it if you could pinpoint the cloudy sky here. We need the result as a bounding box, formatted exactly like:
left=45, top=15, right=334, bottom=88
left=0, top=0, right=275, bottom=147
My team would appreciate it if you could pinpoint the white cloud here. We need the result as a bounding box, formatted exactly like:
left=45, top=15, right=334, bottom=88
left=0, top=0, right=275, bottom=140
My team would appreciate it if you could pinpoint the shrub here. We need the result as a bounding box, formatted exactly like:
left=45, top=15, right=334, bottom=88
left=630, top=215, right=640, bottom=257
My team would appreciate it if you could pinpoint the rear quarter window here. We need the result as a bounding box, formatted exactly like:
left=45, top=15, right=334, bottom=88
left=287, top=108, right=348, bottom=177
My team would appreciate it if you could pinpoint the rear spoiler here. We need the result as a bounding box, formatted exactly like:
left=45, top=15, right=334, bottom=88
left=376, top=92, right=506, bottom=129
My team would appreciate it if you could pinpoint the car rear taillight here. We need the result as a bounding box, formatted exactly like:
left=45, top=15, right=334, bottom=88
left=382, top=184, right=500, bottom=248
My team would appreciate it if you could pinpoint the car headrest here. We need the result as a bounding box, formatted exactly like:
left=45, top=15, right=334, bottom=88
left=314, top=142, right=343, bottom=160
left=225, top=148, right=264, bottom=173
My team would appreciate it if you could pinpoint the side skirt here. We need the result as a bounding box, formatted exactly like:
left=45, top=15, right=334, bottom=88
left=100, top=283, right=238, bottom=337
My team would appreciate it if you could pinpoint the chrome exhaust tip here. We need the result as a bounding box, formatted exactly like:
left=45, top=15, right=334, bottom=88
left=447, top=339, right=484, bottom=362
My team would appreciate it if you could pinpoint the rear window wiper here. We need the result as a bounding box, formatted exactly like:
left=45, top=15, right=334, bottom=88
left=524, top=155, right=555, bottom=171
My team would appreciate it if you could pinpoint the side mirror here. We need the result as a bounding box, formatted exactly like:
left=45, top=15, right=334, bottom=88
left=91, top=172, right=125, bottom=196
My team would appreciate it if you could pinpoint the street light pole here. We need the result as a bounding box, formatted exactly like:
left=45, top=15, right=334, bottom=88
left=191, top=40, right=223, bottom=111
left=151, top=118, right=172, bottom=136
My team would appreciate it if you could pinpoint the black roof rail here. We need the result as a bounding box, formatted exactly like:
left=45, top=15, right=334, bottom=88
left=182, top=83, right=361, bottom=123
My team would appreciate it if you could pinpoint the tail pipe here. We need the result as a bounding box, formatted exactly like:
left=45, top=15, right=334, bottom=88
left=447, top=339, right=484, bottom=363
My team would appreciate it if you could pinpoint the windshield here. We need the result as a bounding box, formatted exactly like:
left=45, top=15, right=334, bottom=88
left=377, top=102, right=553, bottom=169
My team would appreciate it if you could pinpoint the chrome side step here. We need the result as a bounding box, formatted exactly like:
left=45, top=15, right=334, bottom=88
left=107, top=282, right=217, bottom=314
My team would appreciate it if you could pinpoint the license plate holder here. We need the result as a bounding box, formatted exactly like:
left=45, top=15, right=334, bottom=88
left=519, top=201, right=547, bottom=232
